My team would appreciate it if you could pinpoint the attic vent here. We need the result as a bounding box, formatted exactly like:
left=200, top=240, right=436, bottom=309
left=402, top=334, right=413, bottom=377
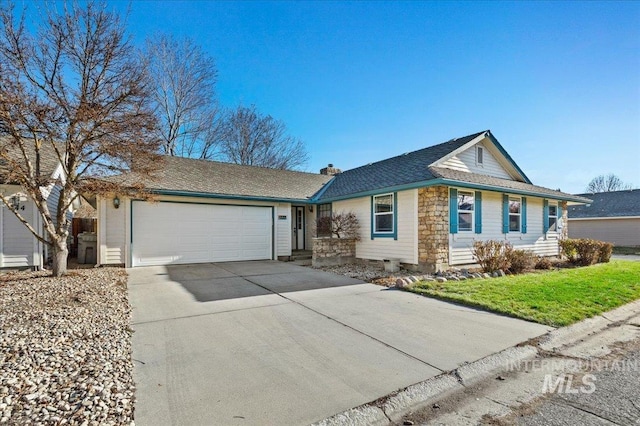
left=476, top=146, right=484, bottom=165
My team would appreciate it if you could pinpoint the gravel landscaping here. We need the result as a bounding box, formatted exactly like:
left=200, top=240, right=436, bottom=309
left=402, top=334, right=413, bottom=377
left=0, top=267, right=134, bottom=425
left=315, top=262, right=490, bottom=287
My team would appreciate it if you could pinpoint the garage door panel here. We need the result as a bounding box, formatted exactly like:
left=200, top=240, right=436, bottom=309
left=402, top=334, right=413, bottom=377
left=132, top=202, right=273, bottom=267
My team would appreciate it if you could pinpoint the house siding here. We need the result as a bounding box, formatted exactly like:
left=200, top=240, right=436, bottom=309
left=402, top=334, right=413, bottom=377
left=332, top=189, right=418, bottom=264
left=449, top=190, right=561, bottom=265
left=99, top=195, right=291, bottom=267
left=568, top=218, right=640, bottom=247
left=441, top=142, right=513, bottom=180
left=276, top=203, right=292, bottom=257
left=1, top=199, right=37, bottom=268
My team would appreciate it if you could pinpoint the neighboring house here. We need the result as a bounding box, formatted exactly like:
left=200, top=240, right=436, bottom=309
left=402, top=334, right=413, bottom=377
left=568, top=190, right=640, bottom=247
left=0, top=143, right=68, bottom=269
left=97, top=130, right=590, bottom=271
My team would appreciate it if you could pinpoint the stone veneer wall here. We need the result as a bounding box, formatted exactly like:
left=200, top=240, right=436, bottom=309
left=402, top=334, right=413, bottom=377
left=312, top=237, right=356, bottom=267
left=418, top=186, right=450, bottom=272
left=560, top=201, right=569, bottom=240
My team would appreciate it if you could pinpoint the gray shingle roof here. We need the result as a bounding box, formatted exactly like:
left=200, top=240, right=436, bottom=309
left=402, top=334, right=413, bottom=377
left=568, top=190, right=640, bottom=218
left=316, top=131, right=486, bottom=200
left=0, top=139, right=62, bottom=185
left=129, top=156, right=333, bottom=201
left=429, top=167, right=592, bottom=203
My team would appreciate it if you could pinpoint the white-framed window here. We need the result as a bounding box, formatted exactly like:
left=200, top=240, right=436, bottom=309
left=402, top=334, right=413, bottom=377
left=457, top=191, right=474, bottom=232
left=548, top=204, right=558, bottom=232
left=476, top=146, right=484, bottom=166
left=509, top=197, right=521, bottom=232
left=373, top=193, right=394, bottom=234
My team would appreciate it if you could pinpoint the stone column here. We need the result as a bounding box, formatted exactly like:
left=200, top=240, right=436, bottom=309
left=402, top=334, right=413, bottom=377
left=560, top=200, right=569, bottom=240
left=417, top=186, right=450, bottom=272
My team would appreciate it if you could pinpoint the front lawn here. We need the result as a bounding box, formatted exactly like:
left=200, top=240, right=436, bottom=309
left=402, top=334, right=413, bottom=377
left=408, top=260, right=640, bottom=327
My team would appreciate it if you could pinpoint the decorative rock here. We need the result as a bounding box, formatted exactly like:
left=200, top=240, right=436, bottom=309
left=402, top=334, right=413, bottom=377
left=497, top=269, right=506, bottom=277
left=0, top=268, right=134, bottom=424
left=483, top=273, right=491, bottom=279
left=436, top=277, right=447, bottom=283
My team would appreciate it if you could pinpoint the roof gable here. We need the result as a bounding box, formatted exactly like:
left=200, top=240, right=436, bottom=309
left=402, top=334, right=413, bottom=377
left=568, top=190, right=640, bottom=218
left=430, top=131, right=531, bottom=183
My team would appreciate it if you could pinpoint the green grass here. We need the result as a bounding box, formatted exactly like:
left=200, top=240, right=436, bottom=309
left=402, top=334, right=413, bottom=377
left=408, top=260, right=640, bottom=327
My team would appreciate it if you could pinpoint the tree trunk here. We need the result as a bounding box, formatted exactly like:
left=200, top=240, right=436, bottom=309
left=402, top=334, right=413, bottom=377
left=52, top=240, right=68, bottom=277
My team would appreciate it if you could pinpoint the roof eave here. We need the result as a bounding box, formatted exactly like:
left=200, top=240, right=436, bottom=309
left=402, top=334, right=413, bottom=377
left=316, top=178, right=591, bottom=204
left=152, top=189, right=314, bottom=204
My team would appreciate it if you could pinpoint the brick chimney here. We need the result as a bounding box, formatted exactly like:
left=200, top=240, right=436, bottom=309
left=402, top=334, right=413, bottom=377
left=320, top=163, right=341, bottom=176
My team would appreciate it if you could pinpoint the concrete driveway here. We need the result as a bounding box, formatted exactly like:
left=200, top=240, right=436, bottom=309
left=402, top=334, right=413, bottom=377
left=128, top=261, right=552, bottom=425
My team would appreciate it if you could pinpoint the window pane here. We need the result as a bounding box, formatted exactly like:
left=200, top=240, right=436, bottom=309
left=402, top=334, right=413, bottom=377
left=375, top=195, right=393, bottom=213
left=318, top=203, right=331, bottom=218
left=458, top=193, right=474, bottom=211
left=459, top=212, right=472, bottom=231
left=549, top=205, right=557, bottom=217
left=509, top=199, right=520, bottom=214
left=375, top=214, right=393, bottom=232
left=548, top=217, right=557, bottom=232
left=509, top=214, right=520, bottom=232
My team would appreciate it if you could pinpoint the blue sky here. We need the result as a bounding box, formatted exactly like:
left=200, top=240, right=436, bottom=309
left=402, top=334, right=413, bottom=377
left=30, top=1, right=640, bottom=193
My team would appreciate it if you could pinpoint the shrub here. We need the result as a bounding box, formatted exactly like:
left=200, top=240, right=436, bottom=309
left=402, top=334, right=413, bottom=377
left=560, top=238, right=612, bottom=266
left=598, top=242, right=613, bottom=263
left=535, top=256, right=553, bottom=270
left=507, top=249, right=536, bottom=274
left=472, top=240, right=511, bottom=273
left=315, top=211, right=361, bottom=240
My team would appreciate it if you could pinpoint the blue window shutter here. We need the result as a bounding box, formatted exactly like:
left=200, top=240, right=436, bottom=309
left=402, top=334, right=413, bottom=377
left=502, top=194, right=509, bottom=233
left=370, top=196, right=374, bottom=240
left=521, top=197, right=527, bottom=234
left=543, top=199, right=549, bottom=233
left=474, top=191, right=482, bottom=234
left=449, top=188, right=458, bottom=234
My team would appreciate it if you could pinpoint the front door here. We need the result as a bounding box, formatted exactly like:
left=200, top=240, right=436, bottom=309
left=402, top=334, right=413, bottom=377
left=291, top=206, right=305, bottom=250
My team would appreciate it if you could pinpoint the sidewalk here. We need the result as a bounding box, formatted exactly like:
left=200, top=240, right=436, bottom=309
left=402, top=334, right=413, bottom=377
left=314, top=299, right=640, bottom=425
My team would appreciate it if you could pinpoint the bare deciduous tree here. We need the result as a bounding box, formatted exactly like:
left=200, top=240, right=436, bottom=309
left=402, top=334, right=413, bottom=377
left=586, top=174, right=632, bottom=193
left=316, top=211, right=360, bottom=239
left=0, top=1, right=160, bottom=276
left=218, top=104, right=309, bottom=170
left=146, top=34, right=221, bottom=159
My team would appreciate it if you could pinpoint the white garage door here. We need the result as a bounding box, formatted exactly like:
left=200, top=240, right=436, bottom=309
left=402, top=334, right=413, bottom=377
left=131, top=202, right=273, bottom=267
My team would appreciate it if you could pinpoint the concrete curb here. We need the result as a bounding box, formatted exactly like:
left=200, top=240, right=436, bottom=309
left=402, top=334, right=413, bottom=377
left=311, top=345, right=540, bottom=425
left=539, top=299, right=640, bottom=352
left=455, top=345, right=539, bottom=386
left=312, top=405, right=388, bottom=426
left=381, top=374, right=462, bottom=423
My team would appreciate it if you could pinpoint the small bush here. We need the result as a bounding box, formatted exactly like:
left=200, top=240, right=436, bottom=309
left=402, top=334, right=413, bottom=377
left=598, top=242, right=613, bottom=263
left=535, top=256, right=553, bottom=270
left=507, top=249, right=536, bottom=274
left=560, top=238, right=612, bottom=266
left=315, top=211, right=361, bottom=240
left=472, top=240, right=511, bottom=273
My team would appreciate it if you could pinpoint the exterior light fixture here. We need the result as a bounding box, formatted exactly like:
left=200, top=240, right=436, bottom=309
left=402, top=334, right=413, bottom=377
left=308, top=205, right=314, bottom=213
left=113, top=196, right=120, bottom=209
